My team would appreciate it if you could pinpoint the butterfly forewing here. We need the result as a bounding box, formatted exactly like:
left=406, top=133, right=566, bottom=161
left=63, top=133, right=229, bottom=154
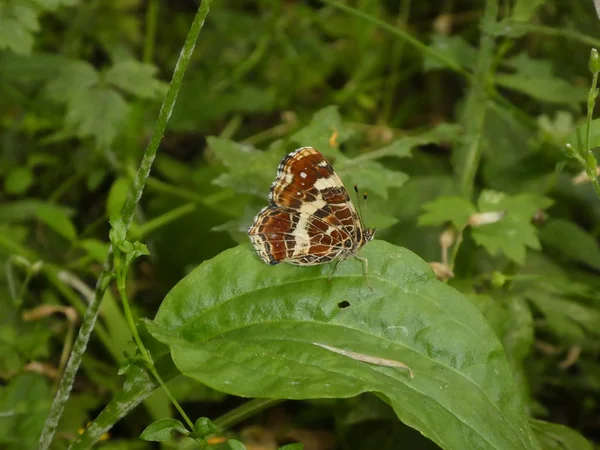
left=248, top=146, right=368, bottom=267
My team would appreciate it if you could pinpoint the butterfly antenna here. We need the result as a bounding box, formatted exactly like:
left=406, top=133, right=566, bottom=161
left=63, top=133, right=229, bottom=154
left=353, top=185, right=367, bottom=229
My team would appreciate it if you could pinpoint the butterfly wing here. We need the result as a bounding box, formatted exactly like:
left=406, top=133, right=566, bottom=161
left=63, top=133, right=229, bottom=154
left=269, top=147, right=363, bottom=240
left=248, top=206, right=351, bottom=266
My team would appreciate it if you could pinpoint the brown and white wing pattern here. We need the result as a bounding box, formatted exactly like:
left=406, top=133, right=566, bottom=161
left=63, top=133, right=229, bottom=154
left=248, top=147, right=366, bottom=266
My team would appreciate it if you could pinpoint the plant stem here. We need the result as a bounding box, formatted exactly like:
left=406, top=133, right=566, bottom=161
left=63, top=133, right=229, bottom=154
left=583, top=48, right=600, bottom=197
left=134, top=203, right=196, bottom=239
left=213, top=398, right=284, bottom=430
left=320, top=0, right=469, bottom=77
left=116, top=277, right=195, bottom=430
left=454, top=0, right=498, bottom=200
left=37, top=2, right=214, bottom=448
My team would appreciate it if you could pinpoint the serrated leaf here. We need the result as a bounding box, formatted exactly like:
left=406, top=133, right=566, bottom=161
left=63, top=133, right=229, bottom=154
left=104, top=60, right=167, bottom=99
left=424, top=34, right=477, bottom=71
left=471, top=218, right=538, bottom=265
left=44, top=59, right=99, bottom=102
left=565, top=118, right=600, bottom=153
left=530, top=419, right=593, bottom=450
left=355, top=137, right=432, bottom=161
left=35, top=203, right=77, bottom=241
left=539, top=219, right=600, bottom=270
left=290, top=106, right=351, bottom=158
left=147, top=241, right=540, bottom=450
left=0, top=2, right=38, bottom=54
left=336, top=159, right=408, bottom=200
left=4, top=167, right=33, bottom=194
left=209, top=138, right=283, bottom=198
left=418, top=196, right=476, bottom=229
left=208, top=137, right=267, bottom=172
left=65, top=86, right=130, bottom=149
left=140, top=418, right=189, bottom=441
left=472, top=191, right=553, bottom=264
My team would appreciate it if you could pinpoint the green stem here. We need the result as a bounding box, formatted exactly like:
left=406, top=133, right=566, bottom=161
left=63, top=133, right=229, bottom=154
left=134, top=203, right=196, bottom=239
left=382, top=0, right=412, bottom=123
left=37, top=2, right=214, bottom=448
left=213, top=399, right=284, bottom=430
left=143, top=0, right=159, bottom=64
left=512, top=23, right=600, bottom=50
left=149, top=367, right=195, bottom=430
left=455, top=0, right=498, bottom=199
left=319, top=0, right=470, bottom=77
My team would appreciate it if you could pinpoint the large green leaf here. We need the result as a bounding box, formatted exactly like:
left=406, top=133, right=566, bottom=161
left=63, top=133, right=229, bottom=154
left=147, top=241, right=540, bottom=450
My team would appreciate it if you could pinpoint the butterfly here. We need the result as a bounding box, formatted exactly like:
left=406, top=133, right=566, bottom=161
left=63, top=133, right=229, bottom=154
left=247, top=146, right=375, bottom=284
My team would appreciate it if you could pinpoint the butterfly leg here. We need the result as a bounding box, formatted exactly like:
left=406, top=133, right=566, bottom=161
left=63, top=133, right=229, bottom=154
left=327, top=258, right=345, bottom=282
left=355, top=255, right=373, bottom=291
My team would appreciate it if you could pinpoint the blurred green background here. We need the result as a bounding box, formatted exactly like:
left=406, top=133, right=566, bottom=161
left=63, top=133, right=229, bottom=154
left=1, top=0, right=600, bottom=449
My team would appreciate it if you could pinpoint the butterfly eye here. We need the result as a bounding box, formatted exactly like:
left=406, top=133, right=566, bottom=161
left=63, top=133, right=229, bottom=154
left=344, top=239, right=352, bottom=248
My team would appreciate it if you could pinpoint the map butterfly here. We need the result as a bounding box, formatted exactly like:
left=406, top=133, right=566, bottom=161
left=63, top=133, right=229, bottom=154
left=248, top=146, right=375, bottom=283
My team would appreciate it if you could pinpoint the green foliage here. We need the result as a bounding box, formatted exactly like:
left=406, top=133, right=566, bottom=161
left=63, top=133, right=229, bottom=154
left=139, top=418, right=188, bottom=441
left=147, top=242, right=539, bottom=450
left=1, top=1, right=600, bottom=449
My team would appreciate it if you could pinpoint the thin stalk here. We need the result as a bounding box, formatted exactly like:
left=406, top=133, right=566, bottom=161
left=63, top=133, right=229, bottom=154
left=583, top=48, right=600, bottom=197
left=213, top=399, right=284, bottom=430
left=37, top=2, right=214, bottom=448
left=382, top=0, right=412, bottom=123
left=143, top=0, right=159, bottom=64
left=115, top=278, right=195, bottom=430
left=319, top=0, right=470, bottom=78
left=455, top=0, right=498, bottom=199
left=134, top=203, right=196, bottom=239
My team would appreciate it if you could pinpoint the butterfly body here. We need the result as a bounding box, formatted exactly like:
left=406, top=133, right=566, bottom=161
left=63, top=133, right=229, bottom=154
left=248, top=147, right=375, bottom=271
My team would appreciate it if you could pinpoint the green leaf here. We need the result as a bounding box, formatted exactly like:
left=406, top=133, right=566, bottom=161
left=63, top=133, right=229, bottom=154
left=565, top=118, right=600, bottom=153
left=139, top=418, right=189, bottom=441
left=4, top=167, right=34, bottom=194
left=279, top=444, right=303, bottom=450
left=209, top=138, right=283, bottom=198
left=424, top=34, right=477, bottom=71
left=290, top=106, right=351, bottom=158
left=530, top=419, right=593, bottom=450
left=104, top=60, right=168, bottom=99
left=0, top=2, right=38, bottom=54
left=539, top=219, right=600, bottom=270
left=35, top=203, right=77, bottom=241
left=526, top=292, right=600, bottom=342
left=107, top=177, right=131, bottom=219
left=65, top=86, right=130, bottom=149
left=228, top=440, right=247, bottom=450
left=0, top=200, right=73, bottom=223
left=418, top=196, right=476, bottom=229
left=497, top=53, right=587, bottom=105
left=336, top=160, right=408, bottom=200
left=77, top=239, right=109, bottom=263
left=511, top=0, right=547, bottom=22
left=0, top=373, right=51, bottom=450
left=147, top=241, right=540, bottom=450
left=472, top=191, right=553, bottom=265
left=70, top=354, right=180, bottom=449
left=193, top=417, right=218, bottom=437
left=356, top=137, right=433, bottom=161
left=44, top=59, right=99, bottom=102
